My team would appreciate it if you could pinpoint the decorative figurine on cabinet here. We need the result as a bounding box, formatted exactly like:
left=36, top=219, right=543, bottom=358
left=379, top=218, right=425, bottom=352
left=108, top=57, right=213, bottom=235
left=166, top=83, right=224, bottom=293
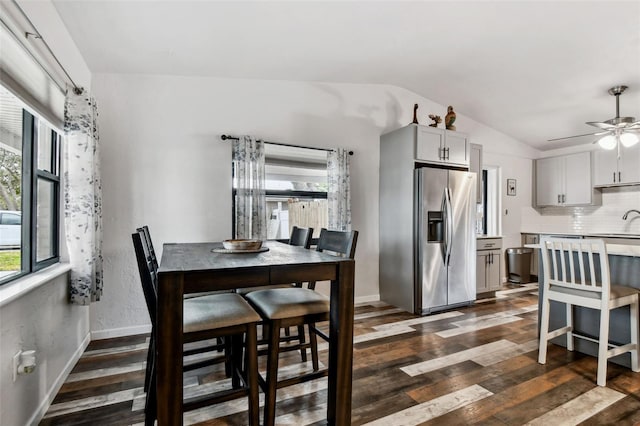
left=445, top=105, right=456, bottom=130
left=412, top=104, right=419, bottom=124
left=428, top=114, right=442, bottom=127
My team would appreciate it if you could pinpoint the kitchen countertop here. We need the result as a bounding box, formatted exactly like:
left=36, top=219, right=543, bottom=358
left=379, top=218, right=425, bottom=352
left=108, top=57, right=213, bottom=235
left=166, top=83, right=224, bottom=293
left=476, top=235, right=502, bottom=239
left=525, top=243, right=640, bottom=257
left=521, top=231, right=640, bottom=239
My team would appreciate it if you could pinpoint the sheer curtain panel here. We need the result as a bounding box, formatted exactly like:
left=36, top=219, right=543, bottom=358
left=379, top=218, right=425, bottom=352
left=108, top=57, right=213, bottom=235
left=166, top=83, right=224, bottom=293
left=64, top=91, right=103, bottom=304
left=327, top=148, right=351, bottom=231
left=233, top=136, right=267, bottom=240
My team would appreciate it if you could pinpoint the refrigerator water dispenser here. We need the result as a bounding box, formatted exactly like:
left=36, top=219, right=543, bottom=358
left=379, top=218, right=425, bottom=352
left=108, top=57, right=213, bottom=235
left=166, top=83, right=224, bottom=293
left=427, top=211, right=444, bottom=242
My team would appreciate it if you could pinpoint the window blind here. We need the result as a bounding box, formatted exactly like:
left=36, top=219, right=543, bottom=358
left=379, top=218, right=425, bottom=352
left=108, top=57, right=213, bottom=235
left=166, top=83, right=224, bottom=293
left=0, top=4, right=65, bottom=129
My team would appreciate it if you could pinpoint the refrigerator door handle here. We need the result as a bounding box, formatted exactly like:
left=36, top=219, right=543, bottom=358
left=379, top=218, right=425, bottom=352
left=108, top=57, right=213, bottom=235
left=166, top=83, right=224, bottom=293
left=444, top=187, right=453, bottom=266
left=440, top=190, right=448, bottom=265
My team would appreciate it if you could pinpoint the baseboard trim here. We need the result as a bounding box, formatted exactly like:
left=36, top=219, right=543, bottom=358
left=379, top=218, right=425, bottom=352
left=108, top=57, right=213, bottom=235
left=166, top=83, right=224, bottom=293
left=355, top=294, right=380, bottom=305
left=91, top=324, right=152, bottom=341
left=28, top=332, right=91, bottom=426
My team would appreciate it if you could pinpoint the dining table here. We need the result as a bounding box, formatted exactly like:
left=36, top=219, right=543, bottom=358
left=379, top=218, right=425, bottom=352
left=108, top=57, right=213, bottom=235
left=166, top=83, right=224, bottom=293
left=156, top=239, right=356, bottom=425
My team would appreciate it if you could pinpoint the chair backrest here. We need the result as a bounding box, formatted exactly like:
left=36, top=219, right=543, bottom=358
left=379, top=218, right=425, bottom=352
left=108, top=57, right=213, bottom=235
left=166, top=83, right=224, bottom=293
left=289, top=226, right=313, bottom=249
left=539, top=236, right=610, bottom=298
left=137, top=225, right=158, bottom=272
left=316, top=228, right=358, bottom=259
left=304, top=228, right=358, bottom=290
left=132, top=230, right=158, bottom=326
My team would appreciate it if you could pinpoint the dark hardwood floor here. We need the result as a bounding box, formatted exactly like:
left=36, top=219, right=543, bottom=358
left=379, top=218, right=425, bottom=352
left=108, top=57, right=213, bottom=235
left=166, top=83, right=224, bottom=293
left=40, top=283, right=640, bottom=425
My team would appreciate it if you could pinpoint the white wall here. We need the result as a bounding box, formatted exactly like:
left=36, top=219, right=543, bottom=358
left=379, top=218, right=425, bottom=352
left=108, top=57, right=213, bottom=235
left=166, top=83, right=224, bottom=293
left=0, top=2, right=92, bottom=424
left=91, top=74, right=538, bottom=334
left=0, top=272, right=90, bottom=426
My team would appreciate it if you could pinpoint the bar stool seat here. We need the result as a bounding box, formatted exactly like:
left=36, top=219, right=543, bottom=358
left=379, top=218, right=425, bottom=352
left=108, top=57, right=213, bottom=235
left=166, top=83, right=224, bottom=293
left=184, top=293, right=262, bottom=332
left=245, top=287, right=329, bottom=319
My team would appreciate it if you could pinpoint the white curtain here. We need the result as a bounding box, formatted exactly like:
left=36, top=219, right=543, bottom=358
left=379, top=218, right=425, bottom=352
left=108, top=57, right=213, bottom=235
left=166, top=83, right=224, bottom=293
left=233, top=136, right=267, bottom=240
left=327, top=148, right=351, bottom=231
left=64, top=91, right=103, bottom=305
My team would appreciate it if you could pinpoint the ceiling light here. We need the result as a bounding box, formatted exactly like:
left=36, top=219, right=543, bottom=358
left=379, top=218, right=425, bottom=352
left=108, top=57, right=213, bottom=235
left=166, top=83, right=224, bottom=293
left=620, top=132, right=640, bottom=147
left=598, top=134, right=617, bottom=150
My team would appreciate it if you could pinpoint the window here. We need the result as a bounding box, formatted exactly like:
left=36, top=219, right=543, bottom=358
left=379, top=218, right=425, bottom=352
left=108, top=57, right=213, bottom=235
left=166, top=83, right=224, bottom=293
left=0, top=85, right=60, bottom=284
left=264, top=144, right=328, bottom=239
left=232, top=143, right=329, bottom=240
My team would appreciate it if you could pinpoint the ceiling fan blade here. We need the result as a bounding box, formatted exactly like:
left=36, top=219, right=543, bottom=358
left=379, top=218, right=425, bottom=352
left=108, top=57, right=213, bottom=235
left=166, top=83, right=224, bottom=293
left=586, top=121, right=616, bottom=130
left=548, top=132, right=602, bottom=142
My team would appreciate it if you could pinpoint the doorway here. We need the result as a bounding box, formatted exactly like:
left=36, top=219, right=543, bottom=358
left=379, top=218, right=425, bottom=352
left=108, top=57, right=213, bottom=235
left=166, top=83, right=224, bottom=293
left=481, top=166, right=501, bottom=236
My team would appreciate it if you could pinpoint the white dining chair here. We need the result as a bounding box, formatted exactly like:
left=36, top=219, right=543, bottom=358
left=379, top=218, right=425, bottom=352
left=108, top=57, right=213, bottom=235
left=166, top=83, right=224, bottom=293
left=538, top=237, right=639, bottom=386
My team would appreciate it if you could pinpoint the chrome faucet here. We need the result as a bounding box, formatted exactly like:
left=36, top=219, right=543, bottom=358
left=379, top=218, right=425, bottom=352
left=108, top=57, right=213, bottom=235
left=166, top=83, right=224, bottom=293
left=622, top=209, right=640, bottom=220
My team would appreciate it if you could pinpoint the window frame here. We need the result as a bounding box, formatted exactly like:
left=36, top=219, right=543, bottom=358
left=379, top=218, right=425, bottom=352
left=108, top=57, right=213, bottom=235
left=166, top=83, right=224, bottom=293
left=0, top=105, right=61, bottom=286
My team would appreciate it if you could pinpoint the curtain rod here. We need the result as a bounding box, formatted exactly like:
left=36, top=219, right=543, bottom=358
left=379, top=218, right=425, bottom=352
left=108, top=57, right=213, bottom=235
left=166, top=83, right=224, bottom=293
left=13, top=0, right=83, bottom=95
left=221, top=134, right=354, bottom=155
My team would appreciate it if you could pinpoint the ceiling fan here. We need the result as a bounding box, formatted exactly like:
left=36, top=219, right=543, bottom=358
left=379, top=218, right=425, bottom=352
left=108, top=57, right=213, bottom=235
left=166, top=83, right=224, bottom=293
left=548, top=85, right=640, bottom=151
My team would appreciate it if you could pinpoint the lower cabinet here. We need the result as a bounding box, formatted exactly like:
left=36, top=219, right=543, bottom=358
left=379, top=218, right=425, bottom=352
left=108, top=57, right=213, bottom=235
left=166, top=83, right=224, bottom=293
left=476, top=238, right=502, bottom=295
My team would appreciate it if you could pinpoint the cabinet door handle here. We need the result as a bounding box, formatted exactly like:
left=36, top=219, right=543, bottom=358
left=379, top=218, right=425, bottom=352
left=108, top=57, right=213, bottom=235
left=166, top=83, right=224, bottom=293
left=619, top=171, right=621, bottom=182
left=439, top=147, right=443, bottom=160
left=614, top=172, right=616, bottom=182
left=562, top=194, right=566, bottom=203
left=558, top=194, right=561, bottom=204
left=447, top=147, right=450, bottom=160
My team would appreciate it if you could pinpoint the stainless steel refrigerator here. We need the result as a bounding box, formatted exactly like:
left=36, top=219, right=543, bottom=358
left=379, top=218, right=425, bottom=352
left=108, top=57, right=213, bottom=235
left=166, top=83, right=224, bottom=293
left=414, top=167, right=476, bottom=314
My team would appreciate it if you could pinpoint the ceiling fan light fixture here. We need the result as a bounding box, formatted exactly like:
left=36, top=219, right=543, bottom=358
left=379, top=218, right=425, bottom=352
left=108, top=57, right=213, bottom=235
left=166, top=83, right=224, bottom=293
left=620, top=132, right=640, bottom=147
left=598, top=134, right=617, bottom=150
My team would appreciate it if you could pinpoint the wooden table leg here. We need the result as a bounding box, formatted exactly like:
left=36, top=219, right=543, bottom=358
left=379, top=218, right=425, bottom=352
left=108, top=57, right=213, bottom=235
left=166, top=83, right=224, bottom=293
left=327, top=260, right=355, bottom=425
left=157, top=272, right=184, bottom=425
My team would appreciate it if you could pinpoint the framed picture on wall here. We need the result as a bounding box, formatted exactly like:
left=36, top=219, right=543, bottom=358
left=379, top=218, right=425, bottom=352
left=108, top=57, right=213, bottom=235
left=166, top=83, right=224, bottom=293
left=507, top=179, right=516, bottom=196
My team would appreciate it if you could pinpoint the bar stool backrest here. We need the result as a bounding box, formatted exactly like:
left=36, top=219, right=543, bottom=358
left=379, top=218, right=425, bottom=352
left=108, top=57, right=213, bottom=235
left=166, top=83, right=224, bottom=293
left=539, top=237, right=610, bottom=303
left=316, top=228, right=358, bottom=259
left=138, top=225, right=158, bottom=272
left=289, top=226, right=313, bottom=249
left=132, top=230, right=158, bottom=325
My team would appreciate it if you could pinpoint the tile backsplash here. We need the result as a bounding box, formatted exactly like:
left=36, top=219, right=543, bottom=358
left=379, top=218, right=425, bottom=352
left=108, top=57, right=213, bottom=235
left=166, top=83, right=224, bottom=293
left=522, top=186, right=640, bottom=235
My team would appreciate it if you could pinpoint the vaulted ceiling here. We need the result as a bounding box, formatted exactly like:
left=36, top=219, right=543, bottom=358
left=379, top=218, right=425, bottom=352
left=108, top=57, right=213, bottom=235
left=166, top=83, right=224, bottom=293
left=52, top=1, right=640, bottom=151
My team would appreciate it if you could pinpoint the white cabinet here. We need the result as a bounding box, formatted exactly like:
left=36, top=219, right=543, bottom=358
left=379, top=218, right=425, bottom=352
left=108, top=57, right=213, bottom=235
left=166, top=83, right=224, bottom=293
left=593, top=144, right=640, bottom=186
left=535, top=156, right=563, bottom=206
left=535, top=152, right=600, bottom=207
left=476, top=238, right=502, bottom=295
left=416, top=125, right=468, bottom=166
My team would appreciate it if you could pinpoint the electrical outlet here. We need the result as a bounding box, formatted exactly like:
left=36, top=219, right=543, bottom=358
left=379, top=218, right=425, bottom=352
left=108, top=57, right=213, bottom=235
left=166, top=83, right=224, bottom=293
left=12, top=351, right=21, bottom=382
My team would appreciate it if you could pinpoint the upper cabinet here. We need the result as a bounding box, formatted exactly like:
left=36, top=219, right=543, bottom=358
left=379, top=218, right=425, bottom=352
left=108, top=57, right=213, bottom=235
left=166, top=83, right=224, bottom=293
left=535, top=152, right=601, bottom=207
left=593, top=144, right=640, bottom=187
left=415, top=125, right=469, bottom=167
